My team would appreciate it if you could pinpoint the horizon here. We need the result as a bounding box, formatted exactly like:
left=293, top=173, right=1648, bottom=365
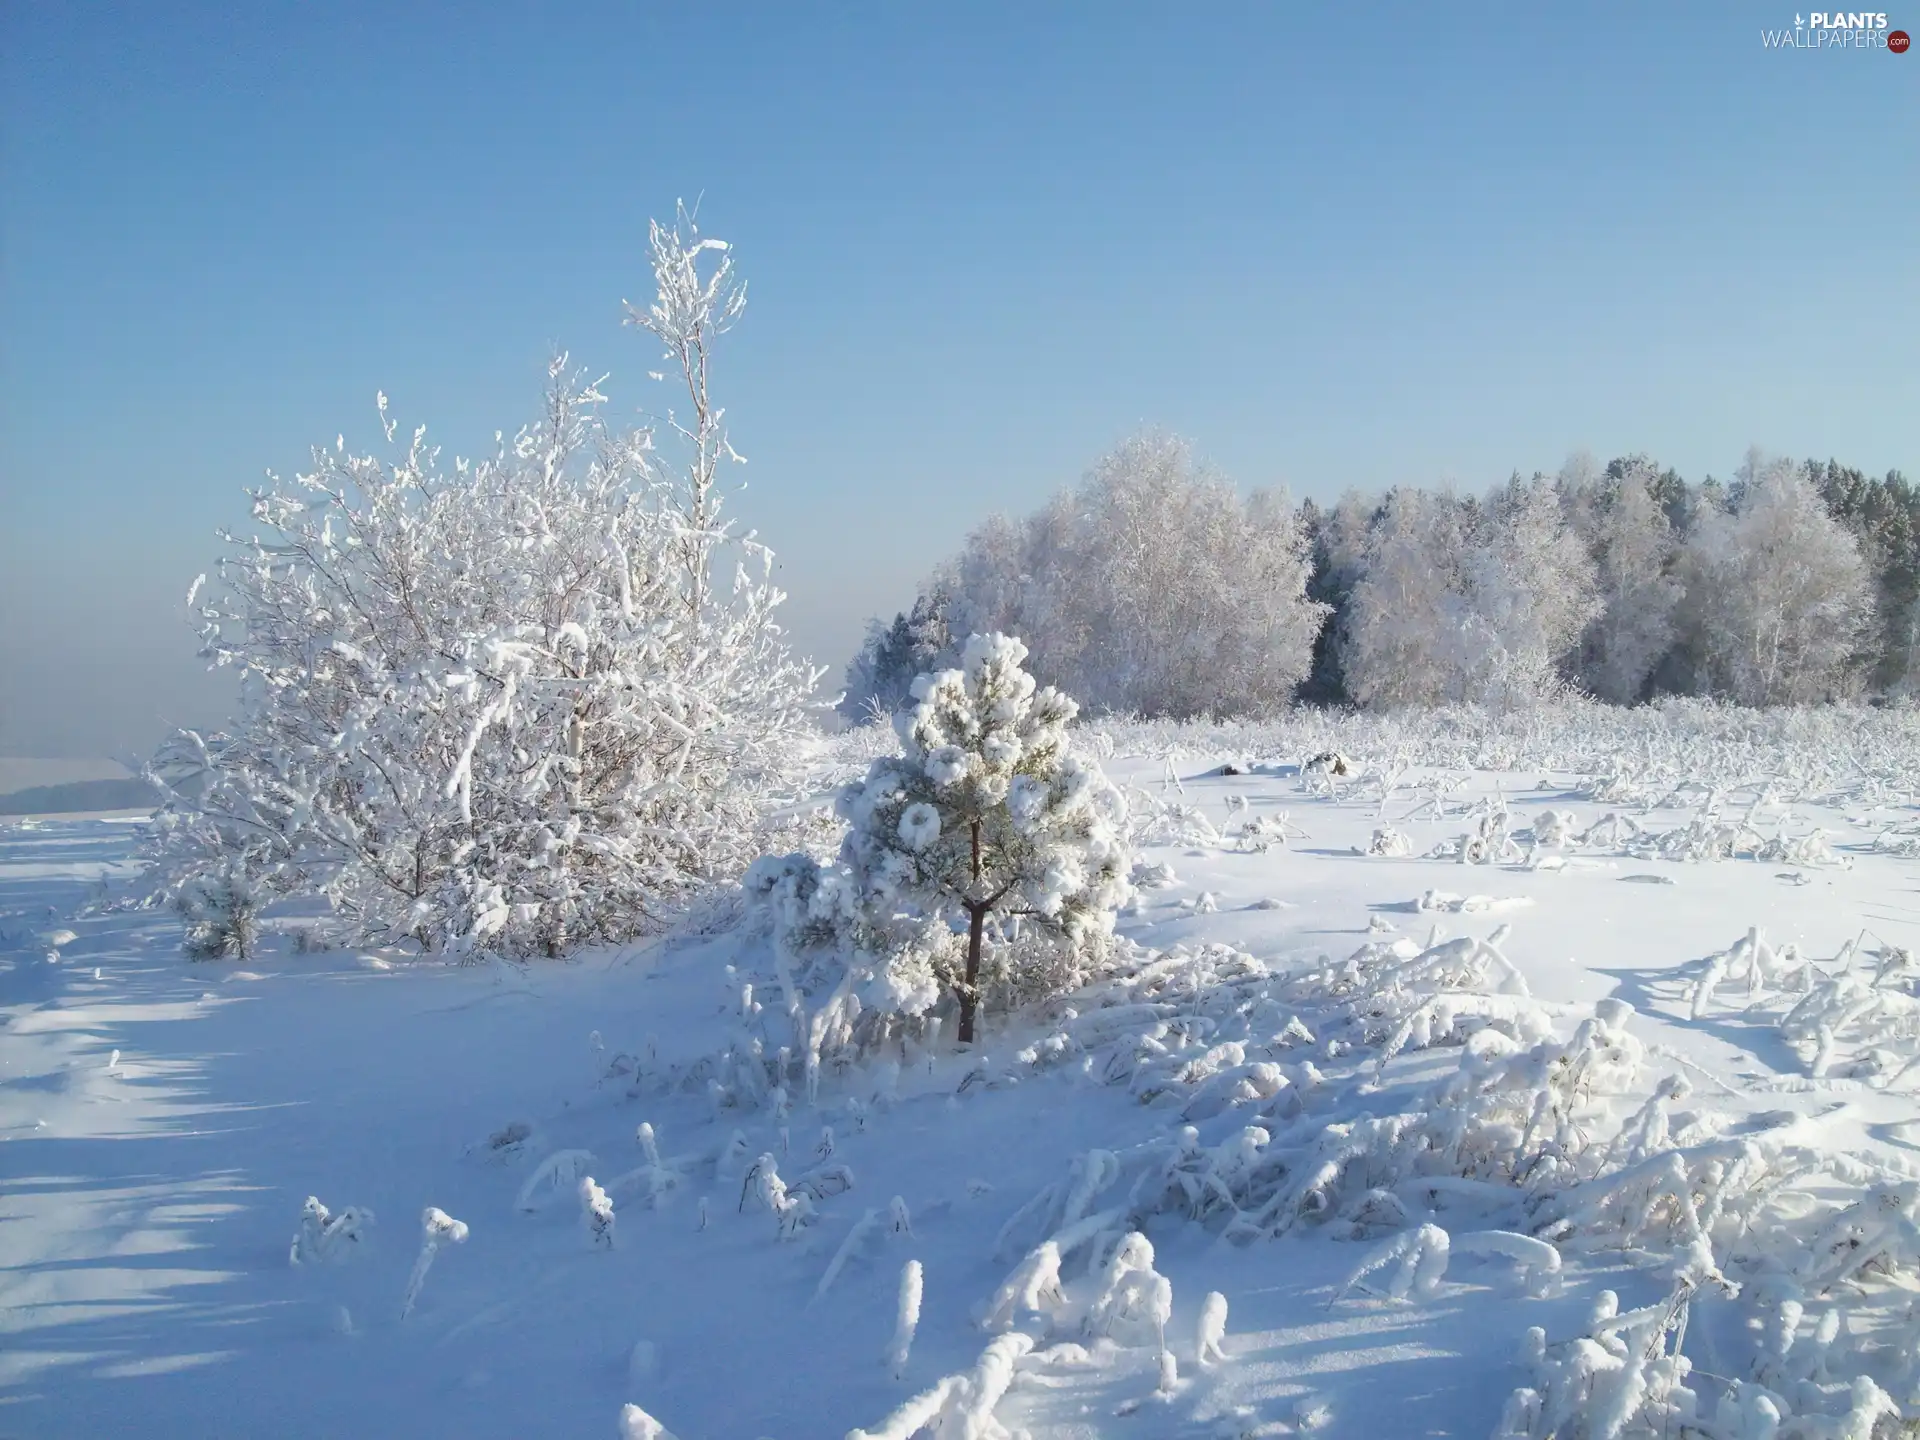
left=3, top=2, right=1915, bottom=759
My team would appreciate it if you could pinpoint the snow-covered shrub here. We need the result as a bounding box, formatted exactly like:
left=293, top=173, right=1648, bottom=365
left=400, top=1206, right=468, bottom=1320
left=846, top=1331, right=1035, bottom=1440
left=1338, top=1225, right=1559, bottom=1303
left=1337, top=1222, right=1451, bottom=1302
left=1233, top=811, right=1305, bottom=853
left=1365, top=827, right=1414, bottom=858
left=739, top=1153, right=816, bottom=1239
left=1082, top=1231, right=1173, bottom=1349
left=1453, top=1230, right=1563, bottom=1297
left=1447, top=803, right=1526, bottom=865
left=289, top=1195, right=374, bottom=1266
left=174, top=865, right=260, bottom=960
left=837, top=633, right=1131, bottom=1042
left=1758, top=826, right=1851, bottom=869
left=617, top=1404, right=680, bottom=1440
left=140, top=208, right=815, bottom=958
left=886, top=1258, right=923, bottom=1379
left=516, top=1148, right=597, bottom=1212
left=741, top=850, right=956, bottom=1053
left=978, top=1239, right=1067, bottom=1333
left=1681, top=929, right=1920, bottom=1081
left=580, top=1175, right=616, bottom=1249
left=1493, top=1288, right=1704, bottom=1440
left=1195, top=1291, right=1229, bottom=1368
left=1529, top=809, right=1582, bottom=850
left=606, top=1123, right=684, bottom=1209
left=1795, top=1183, right=1920, bottom=1295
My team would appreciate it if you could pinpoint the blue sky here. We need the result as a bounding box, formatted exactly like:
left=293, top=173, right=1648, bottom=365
left=2, top=2, right=1915, bottom=758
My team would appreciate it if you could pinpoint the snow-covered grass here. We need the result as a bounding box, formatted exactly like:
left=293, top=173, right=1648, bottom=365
left=7, top=709, right=1920, bottom=1437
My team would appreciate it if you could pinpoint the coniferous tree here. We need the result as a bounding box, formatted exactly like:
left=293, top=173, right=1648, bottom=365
left=1808, top=459, right=1920, bottom=694
left=837, top=634, right=1130, bottom=1043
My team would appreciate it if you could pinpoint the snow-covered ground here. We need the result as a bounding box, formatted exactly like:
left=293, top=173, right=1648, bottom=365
left=5, top=725, right=1920, bottom=1438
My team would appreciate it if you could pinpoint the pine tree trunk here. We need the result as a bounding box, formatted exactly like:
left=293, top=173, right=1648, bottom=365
left=957, top=817, right=987, bottom=1045
left=958, top=902, right=985, bottom=1045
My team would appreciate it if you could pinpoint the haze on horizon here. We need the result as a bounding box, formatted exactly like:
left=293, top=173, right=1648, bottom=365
left=2, top=2, right=1914, bottom=761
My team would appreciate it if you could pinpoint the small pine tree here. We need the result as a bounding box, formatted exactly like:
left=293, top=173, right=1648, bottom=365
left=175, top=866, right=260, bottom=960
left=838, top=634, right=1130, bottom=1044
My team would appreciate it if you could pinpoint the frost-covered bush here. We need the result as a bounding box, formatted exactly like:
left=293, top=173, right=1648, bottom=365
left=935, top=901, right=1920, bottom=1435
left=173, top=864, right=260, bottom=960
left=580, top=1175, right=616, bottom=1249
left=742, top=850, right=956, bottom=1030
left=1195, top=1291, right=1229, bottom=1367
left=289, top=1195, right=374, bottom=1266
left=138, top=208, right=815, bottom=957
left=618, top=1403, right=680, bottom=1440
left=1686, top=929, right=1920, bottom=1083
left=838, top=634, right=1132, bottom=1042
left=846, top=1331, right=1036, bottom=1440
left=886, top=1258, right=923, bottom=1378
left=400, top=1206, right=468, bottom=1320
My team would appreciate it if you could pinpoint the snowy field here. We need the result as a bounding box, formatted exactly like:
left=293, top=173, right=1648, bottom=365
left=6, top=710, right=1920, bottom=1439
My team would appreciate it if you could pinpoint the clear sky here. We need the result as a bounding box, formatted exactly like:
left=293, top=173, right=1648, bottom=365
left=2, top=2, right=1915, bottom=760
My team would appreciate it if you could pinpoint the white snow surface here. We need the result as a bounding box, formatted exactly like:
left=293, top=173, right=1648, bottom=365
left=5, top=722, right=1920, bottom=1438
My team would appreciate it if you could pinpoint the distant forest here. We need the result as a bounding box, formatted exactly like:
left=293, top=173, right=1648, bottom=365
left=845, top=440, right=1915, bottom=719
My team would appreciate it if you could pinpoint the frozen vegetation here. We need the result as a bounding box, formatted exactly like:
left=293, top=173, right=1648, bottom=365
left=8, top=206, right=1920, bottom=1439
left=847, top=447, right=1906, bottom=721
left=10, top=699, right=1920, bottom=1437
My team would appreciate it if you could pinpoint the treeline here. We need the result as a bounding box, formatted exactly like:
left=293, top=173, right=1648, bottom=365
left=843, top=435, right=1915, bottom=718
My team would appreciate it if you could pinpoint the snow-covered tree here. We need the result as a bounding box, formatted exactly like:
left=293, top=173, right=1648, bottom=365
left=1463, top=476, right=1601, bottom=705
left=1565, top=458, right=1683, bottom=704
left=905, top=433, right=1327, bottom=719
left=838, top=634, right=1130, bottom=1043
left=1297, top=491, right=1378, bottom=705
left=1340, top=487, right=1477, bottom=708
left=1676, top=455, right=1875, bottom=705
left=840, top=592, right=953, bottom=723
left=1809, top=458, right=1920, bottom=694
left=1340, top=479, right=1597, bottom=709
left=141, top=207, right=817, bottom=957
